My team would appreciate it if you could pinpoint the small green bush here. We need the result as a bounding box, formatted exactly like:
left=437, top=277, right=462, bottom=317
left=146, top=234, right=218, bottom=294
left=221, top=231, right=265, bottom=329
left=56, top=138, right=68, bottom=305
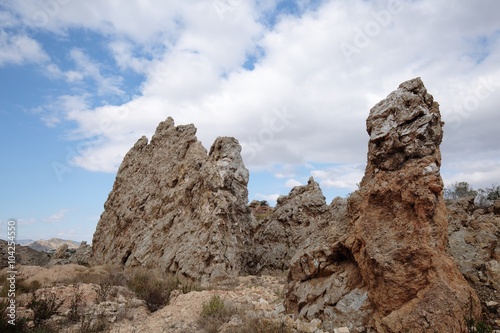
left=201, top=295, right=225, bottom=318
left=198, top=295, right=238, bottom=333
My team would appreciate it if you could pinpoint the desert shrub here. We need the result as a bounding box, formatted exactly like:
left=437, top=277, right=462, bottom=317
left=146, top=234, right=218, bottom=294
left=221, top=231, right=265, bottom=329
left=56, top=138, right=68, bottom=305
left=127, top=270, right=176, bottom=312
left=226, top=316, right=292, bottom=333
left=444, top=182, right=477, bottom=200
left=464, top=317, right=493, bottom=333
left=96, top=280, right=113, bottom=303
left=18, top=279, right=42, bottom=293
left=0, top=274, right=8, bottom=297
left=0, top=298, right=31, bottom=332
left=475, top=183, right=500, bottom=208
left=28, top=291, right=64, bottom=328
left=201, top=295, right=226, bottom=317
left=67, top=286, right=84, bottom=323
left=79, top=312, right=108, bottom=333
left=199, top=295, right=238, bottom=333
left=181, top=281, right=203, bottom=294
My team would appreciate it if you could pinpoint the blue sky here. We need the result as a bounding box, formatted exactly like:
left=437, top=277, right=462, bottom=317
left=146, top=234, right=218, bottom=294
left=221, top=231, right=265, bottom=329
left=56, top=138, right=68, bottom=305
left=1, top=0, right=500, bottom=242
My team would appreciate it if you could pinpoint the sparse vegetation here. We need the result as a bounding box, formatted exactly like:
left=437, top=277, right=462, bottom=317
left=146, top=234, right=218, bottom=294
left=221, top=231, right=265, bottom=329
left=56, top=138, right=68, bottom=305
left=67, top=285, right=84, bottom=323
left=79, top=311, right=109, bottom=333
left=18, top=279, right=42, bottom=293
left=127, top=270, right=177, bottom=312
left=475, top=183, right=500, bottom=207
left=464, top=317, right=494, bottom=333
left=226, top=316, right=292, bottom=333
left=28, top=291, right=64, bottom=329
left=199, top=295, right=238, bottom=333
left=444, top=181, right=477, bottom=200
left=444, top=181, right=500, bottom=209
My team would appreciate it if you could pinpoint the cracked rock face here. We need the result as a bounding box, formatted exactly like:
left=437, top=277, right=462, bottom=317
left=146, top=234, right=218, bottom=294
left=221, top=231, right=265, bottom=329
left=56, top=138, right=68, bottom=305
left=349, top=77, right=480, bottom=332
left=285, top=78, right=481, bottom=333
left=247, top=177, right=332, bottom=274
left=91, top=117, right=252, bottom=283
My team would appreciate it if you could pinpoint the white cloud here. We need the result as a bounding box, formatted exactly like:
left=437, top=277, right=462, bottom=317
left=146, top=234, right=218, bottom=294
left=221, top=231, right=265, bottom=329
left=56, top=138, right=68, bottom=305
left=33, top=94, right=90, bottom=128
left=45, top=63, right=84, bottom=82
left=4, top=0, right=500, bottom=190
left=442, top=160, right=500, bottom=190
left=285, top=178, right=302, bottom=188
left=69, top=48, right=125, bottom=96
left=43, top=209, right=69, bottom=223
left=311, top=164, right=365, bottom=190
left=0, top=29, right=48, bottom=66
left=254, top=193, right=281, bottom=205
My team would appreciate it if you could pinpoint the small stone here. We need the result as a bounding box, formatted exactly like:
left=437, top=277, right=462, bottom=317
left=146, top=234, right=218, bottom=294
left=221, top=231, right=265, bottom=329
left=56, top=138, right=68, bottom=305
left=334, top=328, right=350, bottom=333
left=486, top=301, right=499, bottom=308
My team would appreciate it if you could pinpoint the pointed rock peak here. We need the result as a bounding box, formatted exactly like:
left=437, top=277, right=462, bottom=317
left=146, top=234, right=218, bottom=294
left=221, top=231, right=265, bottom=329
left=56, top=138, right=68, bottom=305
left=348, top=78, right=480, bottom=331
left=366, top=77, right=443, bottom=172
left=92, top=116, right=252, bottom=282
left=150, top=116, right=197, bottom=147
left=277, top=176, right=326, bottom=207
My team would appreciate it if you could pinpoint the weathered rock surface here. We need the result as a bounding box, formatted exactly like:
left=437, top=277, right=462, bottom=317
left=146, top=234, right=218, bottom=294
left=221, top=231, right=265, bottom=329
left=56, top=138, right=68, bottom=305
left=247, top=177, right=332, bottom=274
left=285, top=78, right=481, bottom=332
left=49, top=241, right=92, bottom=266
left=91, top=117, right=253, bottom=283
left=347, top=77, right=480, bottom=332
left=447, top=197, right=500, bottom=324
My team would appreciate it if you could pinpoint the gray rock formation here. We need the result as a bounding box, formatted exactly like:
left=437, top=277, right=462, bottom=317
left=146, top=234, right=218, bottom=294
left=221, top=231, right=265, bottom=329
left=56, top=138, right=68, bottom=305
left=447, top=197, right=500, bottom=324
left=247, top=177, right=332, bottom=274
left=91, top=117, right=252, bottom=283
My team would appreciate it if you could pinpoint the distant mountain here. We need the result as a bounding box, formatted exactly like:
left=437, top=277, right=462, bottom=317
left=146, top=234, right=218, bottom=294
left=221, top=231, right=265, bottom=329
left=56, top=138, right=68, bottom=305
left=26, top=238, right=80, bottom=252
left=17, top=239, right=35, bottom=246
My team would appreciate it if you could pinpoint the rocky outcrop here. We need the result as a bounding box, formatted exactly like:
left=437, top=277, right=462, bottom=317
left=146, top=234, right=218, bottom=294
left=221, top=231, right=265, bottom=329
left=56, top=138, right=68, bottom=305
left=285, top=78, right=481, bottom=332
left=48, top=241, right=92, bottom=266
left=0, top=239, right=51, bottom=267
left=447, top=197, right=500, bottom=325
left=91, top=117, right=253, bottom=283
left=347, top=77, right=480, bottom=332
left=247, top=177, right=332, bottom=274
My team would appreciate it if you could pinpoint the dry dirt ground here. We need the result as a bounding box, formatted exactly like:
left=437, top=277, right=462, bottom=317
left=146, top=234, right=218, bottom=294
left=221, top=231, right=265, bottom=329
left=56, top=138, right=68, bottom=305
left=1, top=264, right=344, bottom=333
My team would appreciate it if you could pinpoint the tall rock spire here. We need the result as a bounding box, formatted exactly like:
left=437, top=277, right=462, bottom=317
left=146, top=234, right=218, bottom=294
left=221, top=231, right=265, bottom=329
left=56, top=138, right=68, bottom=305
left=347, top=77, right=480, bottom=332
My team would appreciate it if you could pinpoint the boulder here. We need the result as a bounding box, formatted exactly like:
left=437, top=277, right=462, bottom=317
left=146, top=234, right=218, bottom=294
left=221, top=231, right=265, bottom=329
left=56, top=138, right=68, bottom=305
left=91, top=117, right=253, bottom=283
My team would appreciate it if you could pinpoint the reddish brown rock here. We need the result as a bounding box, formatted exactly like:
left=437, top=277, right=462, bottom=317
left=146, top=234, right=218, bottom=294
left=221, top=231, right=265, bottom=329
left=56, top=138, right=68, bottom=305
left=346, top=77, right=480, bottom=332
left=285, top=78, right=482, bottom=332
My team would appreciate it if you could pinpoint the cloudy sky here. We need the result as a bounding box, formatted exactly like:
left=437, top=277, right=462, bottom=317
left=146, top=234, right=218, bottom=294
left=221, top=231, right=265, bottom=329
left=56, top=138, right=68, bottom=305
left=1, top=0, right=499, bottom=242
